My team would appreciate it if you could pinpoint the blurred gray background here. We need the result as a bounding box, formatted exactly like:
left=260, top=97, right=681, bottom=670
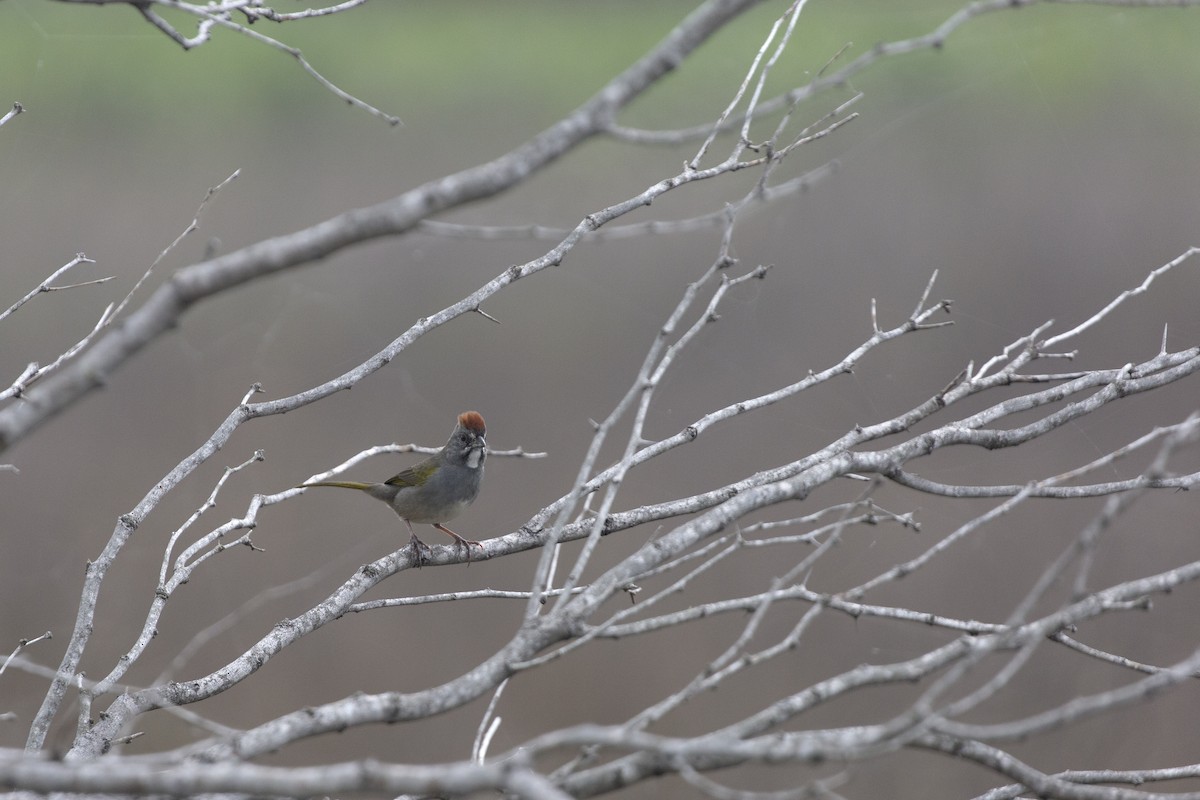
left=2, top=1, right=1199, bottom=796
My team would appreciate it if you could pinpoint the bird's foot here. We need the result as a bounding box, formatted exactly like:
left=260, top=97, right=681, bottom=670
left=408, top=533, right=433, bottom=567
left=433, top=523, right=485, bottom=565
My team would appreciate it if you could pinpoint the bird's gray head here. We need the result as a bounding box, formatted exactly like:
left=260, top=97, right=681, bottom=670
left=444, top=410, right=486, bottom=470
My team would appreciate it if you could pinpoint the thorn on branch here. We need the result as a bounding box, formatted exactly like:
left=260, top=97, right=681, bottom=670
left=939, top=368, right=968, bottom=399
left=239, top=383, right=266, bottom=406
left=0, top=102, right=24, bottom=130
left=138, top=6, right=195, bottom=49
left=111, top=731, right=145, bottom=746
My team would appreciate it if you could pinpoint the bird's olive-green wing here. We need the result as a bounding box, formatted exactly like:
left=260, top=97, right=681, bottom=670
left=384, top=458, right=437, bottom=489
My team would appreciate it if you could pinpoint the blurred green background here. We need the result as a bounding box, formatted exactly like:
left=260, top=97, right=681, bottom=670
left=2, top=1, right=1199, bottom=796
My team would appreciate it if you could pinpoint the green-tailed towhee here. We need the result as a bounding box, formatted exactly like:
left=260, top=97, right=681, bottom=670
left=301, top=411, right=487, bottom=561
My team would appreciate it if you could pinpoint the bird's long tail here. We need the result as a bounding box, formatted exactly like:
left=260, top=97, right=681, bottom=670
left=300, top=480, right=373, bottom=491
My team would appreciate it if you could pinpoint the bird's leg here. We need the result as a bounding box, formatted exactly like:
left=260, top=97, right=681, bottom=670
left=403, top=519, right=432, bottom=566
left=432, top=523, right=484, bottom=564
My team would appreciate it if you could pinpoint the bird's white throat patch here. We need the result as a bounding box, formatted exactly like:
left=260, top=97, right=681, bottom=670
left=466, top=448, right=484, bottom=469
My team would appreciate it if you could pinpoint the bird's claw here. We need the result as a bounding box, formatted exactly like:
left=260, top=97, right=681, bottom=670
left=432, top=523, right=484, bottom=565
left=408, top=535, right=433, bottom=567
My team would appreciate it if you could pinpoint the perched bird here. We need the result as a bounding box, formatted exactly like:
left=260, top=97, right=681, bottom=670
left=301, top=411, right=487, bottom=562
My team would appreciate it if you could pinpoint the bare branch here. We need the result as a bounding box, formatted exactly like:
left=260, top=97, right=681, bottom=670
left=0, top=254, right=101, bottom=324
left=0, top=101, right=23, bottom=128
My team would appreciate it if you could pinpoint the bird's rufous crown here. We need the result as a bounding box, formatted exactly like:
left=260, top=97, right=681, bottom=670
left=458, top=411, right=486, bottom=434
